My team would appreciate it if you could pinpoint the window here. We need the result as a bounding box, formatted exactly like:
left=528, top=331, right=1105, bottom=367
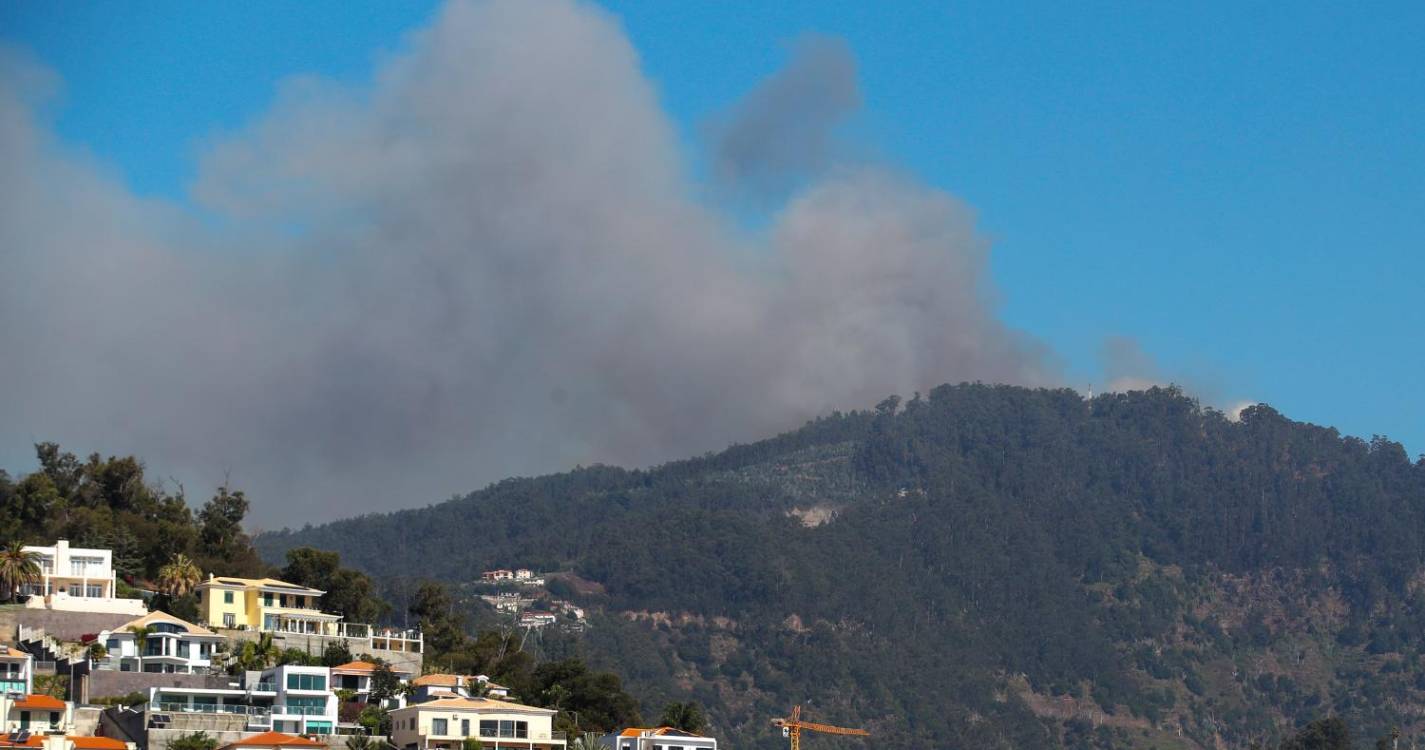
left=263, top=592, right=274, bottom=607
left=223, top=613, right=236, bottom=628
left=287, top=673, right=327, bottom=691
left=461, top=720, right=470, bottom=736
left=432, top=719, right=448, bottom=735
left=178, top=642, right=191, bottom=659
left=307, top=722, right=333, bottom=735
left=70, top=555, right=104, bottom=576
left=479, top=721, right=497, bottom=737
left=86, top=584, right=103, bottom=598
left=224, top=591, right=234, bottom=604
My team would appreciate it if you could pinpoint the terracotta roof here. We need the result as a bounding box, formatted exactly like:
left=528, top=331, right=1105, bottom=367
left=411, top=673, right=468, bottom=687
left=111, top=611, right=219, bottom=638
left=216, top=732, right=328, bottom=750
left=14, top=694, right=67, bottom=710
left=0, top=736, right=126, bottom=750
left=332, top=661, right=412, bottom=676
left=0, top=645, right=31, bottom=659
left=618, top=728, right=704, bottom=738
left=394, top=696, right=552, bottom=714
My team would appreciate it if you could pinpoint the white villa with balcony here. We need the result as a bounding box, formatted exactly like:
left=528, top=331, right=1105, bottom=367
left=18, top=540, right=146, bottom=615
left=145, top=664, right=338, bottom=736
left=1, top=646, right=33, bottom=696
left=389, top=696, right=564, bottom=750
left=96, top=611, right=225, bottom=674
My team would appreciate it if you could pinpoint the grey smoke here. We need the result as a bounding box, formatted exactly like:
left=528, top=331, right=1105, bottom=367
left=0, top=0, right=1054, bottom=526
left=708, top=35, right=861, bottom=197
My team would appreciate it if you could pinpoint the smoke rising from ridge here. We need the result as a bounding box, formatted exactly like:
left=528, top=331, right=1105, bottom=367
left=1, top=0, right=1055, bottom=525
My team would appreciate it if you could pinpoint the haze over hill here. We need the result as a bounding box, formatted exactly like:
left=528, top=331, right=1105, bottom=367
left=261, top=384, right=1425, bottom=750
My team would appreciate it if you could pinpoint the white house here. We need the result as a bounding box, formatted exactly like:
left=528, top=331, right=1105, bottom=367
left=19, top=540, right=146, bottom=615
left=603, top=728, right=718, bottom=750
left=145, top=664, right=338, bottom=736
left=389, top=696, right=564, bottom=750
left=96, top=612, right=225, bottom=674
left=0, top=646, right=33, bottom=695
left=0, top=693, right=72, bottom=734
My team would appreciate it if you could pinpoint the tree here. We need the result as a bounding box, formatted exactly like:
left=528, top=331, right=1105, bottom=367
left=322, top=640, right=353, bottom=667
left=127, top=625, right=155, bottom=670
left=409, top=581, right=466, bottom=658
left=158, top=553, right=203, bottom=598
left=199, top=485, right=249, bottom=559
left=0, top=540, right=42, bottom=602
left=1279, top=718, right=1352, bottom=750
left=233, top=632, right=280, bottom=672
left=658, top=702, right=707, bottom=733
left=168, top=732, right=218, bottom=750
left=283, top=547, right=389, bottom=622
left=369, top=662, right=403, bottom=704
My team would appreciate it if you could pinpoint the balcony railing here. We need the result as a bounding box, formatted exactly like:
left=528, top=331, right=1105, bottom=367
left=273, top=705, right=329, bottom=716
left=153, top=702, right=270, bottom=717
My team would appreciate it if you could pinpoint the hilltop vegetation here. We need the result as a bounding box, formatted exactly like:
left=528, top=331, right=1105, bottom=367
left=269, top=385, right=1421, bottom=747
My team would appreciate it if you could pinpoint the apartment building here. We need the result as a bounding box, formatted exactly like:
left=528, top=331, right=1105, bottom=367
left=145, top=665, right=338, bottom=736
left=0, top=647, right=33, bottom=695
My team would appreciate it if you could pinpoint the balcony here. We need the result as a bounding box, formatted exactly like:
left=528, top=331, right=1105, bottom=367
left=153, top=702, right=270, bottom=717
left=273, top=705, right=330, bottom=717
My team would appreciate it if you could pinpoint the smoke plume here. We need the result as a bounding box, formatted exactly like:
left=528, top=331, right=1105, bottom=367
left=1, top=0, right=1054, bottom=525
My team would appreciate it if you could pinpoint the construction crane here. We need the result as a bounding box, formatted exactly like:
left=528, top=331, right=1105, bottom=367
left=771, top=705, right=870, bottom=750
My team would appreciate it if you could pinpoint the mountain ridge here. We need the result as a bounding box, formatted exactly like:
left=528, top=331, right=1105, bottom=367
left=258, top=384, right=1425, bottom=749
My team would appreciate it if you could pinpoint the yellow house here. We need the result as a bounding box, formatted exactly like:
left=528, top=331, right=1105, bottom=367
left=195, top=575, right=341, bottom=635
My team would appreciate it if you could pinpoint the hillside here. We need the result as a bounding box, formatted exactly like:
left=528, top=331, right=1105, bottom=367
left=258, top=384, right=1425, bottom=749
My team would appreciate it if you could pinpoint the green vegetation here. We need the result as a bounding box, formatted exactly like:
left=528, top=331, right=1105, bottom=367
left=262, top=384, right=1425, bottom=749
left=168, top=732, right=218, bottom=750
left=0, top=442, right=268, bottom=582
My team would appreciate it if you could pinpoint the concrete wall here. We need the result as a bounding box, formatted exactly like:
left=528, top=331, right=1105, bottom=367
left=2, top=608, right=136, bottom=641
left=88, top=670, right=233, bottom=701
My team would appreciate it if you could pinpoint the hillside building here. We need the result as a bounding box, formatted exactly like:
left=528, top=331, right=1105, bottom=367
left=389, top=696, right=564, bottom=750
left=18, top=540, right=146, bottom=615
left=95, top=612, right=225, bottom=674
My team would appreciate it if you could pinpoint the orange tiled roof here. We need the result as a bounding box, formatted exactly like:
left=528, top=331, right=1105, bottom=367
left=216, top=732, right=327, bottom=750
left=331, top=660, right=378, bottom=673
left=14, top=694, right=67, bottom=710
left=0, top=736, right=126, bottom=750
left=0, top=645, right=30, bottom=659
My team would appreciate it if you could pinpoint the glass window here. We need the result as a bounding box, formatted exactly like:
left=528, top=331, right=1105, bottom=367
left=223, top=613, right=236, bottom=628
left=224, top=591, right=234, bottom=604
left=516, top=721, right=528, bottom=739
left=461, top=720, right=470, bottom=736
left=263, top=592, right=274, bottom=607
left=86, top=584, right=103, bottom=598
left=479, top=720, right=497, bottom=736
left=287, top=673, right=327, bottom=691
left=432, top=719, right=448, bottom=735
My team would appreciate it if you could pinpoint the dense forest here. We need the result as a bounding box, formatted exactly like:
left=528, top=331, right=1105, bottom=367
left=259, top=384, right=1425, bottom=749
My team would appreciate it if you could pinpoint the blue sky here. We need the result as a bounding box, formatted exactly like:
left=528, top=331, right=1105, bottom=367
left=4, top=0, right=1422, bottom=456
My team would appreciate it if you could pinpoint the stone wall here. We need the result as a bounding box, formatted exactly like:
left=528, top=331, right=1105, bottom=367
left=1, top=608, right=136, bottom=641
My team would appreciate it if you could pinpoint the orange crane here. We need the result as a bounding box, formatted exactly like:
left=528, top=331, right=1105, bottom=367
left=771, top=705, right=870, bottom=750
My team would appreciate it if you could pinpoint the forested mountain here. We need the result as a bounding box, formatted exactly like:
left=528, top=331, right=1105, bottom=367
left=258, top=384, right=1425, bottom=749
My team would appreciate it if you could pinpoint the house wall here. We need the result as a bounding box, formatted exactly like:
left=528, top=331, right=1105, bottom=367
left=391, top=706, right=559, bottom=747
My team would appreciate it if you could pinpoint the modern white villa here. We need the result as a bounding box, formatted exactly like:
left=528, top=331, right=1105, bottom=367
left=18, top=540, right=146, bottom=615
left=95, top=611, right=226, bottom=674
left=603, top=727, right=718, bottom=750
left=145, top=664, right=339, bottom=735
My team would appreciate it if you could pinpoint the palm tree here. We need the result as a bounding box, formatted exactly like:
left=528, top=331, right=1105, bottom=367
left=568, top=734, right=603, bottom=750
left=158, top=554, right=202, bottom=598
left=0, top=540, right=42, bottom=602
left=128, top=625, right=156, bottom=670
left=234, top=632, right=280, bottom=672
